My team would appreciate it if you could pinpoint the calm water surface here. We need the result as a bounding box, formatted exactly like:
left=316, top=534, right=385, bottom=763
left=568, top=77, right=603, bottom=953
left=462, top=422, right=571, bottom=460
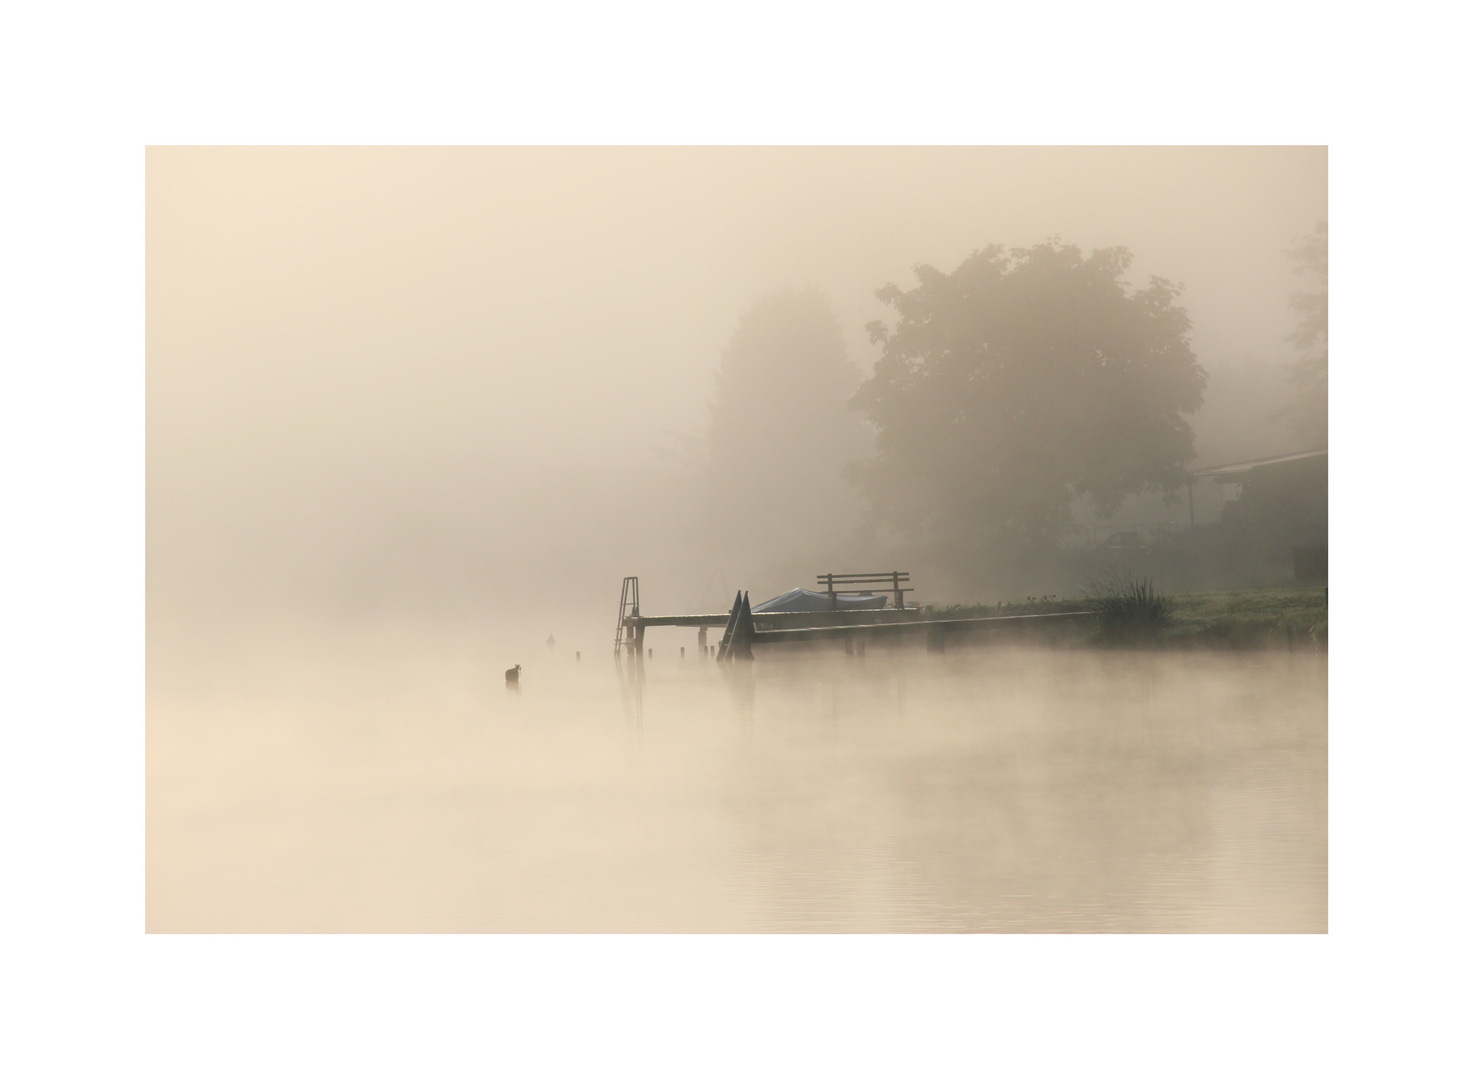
left=147, top=630, right=1326, bottom=932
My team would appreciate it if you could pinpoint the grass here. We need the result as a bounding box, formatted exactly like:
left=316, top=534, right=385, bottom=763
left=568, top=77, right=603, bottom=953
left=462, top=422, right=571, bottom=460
left=929, top=595, right=1084, bottom=618
left=927, top=582, right=1328, bottom=650
left=1161, top=584, right=1328, bottom=649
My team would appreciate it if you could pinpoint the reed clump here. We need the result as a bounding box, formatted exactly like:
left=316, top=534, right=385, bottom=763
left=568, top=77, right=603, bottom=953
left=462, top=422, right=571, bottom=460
left=1089, top=574, right=1171, bottom=644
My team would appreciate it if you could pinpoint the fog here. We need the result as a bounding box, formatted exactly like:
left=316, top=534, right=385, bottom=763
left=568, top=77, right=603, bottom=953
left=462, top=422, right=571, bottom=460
left=149, top=636, right=1326, bottom=932
left=148, top=147, right=1325, bottom=647
left=146, top=148, right=1328, bottom=933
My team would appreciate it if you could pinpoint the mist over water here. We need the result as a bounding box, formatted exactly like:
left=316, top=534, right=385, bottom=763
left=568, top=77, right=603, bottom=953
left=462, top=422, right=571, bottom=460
left=148, top=630, right=1325, bottom=933
left=147, top=148, right=1328, bottom=933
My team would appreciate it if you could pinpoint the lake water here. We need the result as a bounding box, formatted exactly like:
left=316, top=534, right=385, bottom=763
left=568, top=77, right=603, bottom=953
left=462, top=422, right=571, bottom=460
left=147, top=627, right=1326, bottom=933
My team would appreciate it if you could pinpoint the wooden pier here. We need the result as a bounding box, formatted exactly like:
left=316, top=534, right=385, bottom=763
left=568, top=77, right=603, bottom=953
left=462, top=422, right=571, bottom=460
left=614, top=575, right=1096, bottom=658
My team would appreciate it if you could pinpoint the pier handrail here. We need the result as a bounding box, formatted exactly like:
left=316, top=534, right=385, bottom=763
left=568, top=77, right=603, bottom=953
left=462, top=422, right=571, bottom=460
left=752, top=609, right=1096, bottom=644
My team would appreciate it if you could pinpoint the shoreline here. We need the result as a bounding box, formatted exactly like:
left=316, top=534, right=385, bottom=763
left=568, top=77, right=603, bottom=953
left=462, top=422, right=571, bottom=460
left=926, top=584, right=1328, bottom=651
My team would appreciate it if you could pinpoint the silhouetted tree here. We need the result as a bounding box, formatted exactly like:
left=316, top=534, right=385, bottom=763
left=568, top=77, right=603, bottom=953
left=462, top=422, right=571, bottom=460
left=704, top=287, right=870, bottom=556
left=849, top=241, right=1205, bottom=552
left=1283, top=221, right=1328, bottom=448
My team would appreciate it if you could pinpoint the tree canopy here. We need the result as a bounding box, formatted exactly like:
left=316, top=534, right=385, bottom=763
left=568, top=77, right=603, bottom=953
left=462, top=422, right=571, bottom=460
left=849, top=241, right=1205, bottom=550
left=1284, top=220, right=1328, bottom=448
left=704, top=287, right=870, bottom=556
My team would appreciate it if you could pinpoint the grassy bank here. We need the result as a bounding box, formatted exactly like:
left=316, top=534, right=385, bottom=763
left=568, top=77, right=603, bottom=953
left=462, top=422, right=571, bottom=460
left=1160, top=585, right=1327, bottom=649
left=927, top=583, right=1328, bottom=650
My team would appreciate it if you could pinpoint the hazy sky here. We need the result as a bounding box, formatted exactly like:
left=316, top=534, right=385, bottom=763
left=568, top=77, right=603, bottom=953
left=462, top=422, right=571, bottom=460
left=147, top=147, right=1327, bottom=624
left=149, top=147, right=1326, bottom=473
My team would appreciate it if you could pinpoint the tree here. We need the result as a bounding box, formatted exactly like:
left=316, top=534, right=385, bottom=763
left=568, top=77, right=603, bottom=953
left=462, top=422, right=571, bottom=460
left=849, top=241, right=1206, bottom=552
left=704, top=287, right=871, bottom=557
left=1283, top=221, right=1328, bottom=448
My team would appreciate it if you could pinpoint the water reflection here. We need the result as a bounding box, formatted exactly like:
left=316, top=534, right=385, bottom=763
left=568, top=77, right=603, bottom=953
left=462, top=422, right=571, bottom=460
left=616, top=653, right=644, bottom=733
left=720, top=660, right=756, bottom=725
left=147, top=636, right=1326, bottom=933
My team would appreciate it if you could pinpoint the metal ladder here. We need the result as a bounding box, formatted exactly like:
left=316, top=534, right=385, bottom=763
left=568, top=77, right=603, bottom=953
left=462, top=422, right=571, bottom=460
left=614, top=576, right=640, bottom=656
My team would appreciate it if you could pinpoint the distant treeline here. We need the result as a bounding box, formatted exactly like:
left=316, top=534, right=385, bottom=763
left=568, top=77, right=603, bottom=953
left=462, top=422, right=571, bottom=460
left=698, top=227, right=1327, bottom=598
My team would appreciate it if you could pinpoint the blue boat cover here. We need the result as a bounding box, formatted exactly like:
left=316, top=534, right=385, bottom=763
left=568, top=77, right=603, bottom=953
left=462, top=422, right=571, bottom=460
left=751, top=588, right=888, bottom=613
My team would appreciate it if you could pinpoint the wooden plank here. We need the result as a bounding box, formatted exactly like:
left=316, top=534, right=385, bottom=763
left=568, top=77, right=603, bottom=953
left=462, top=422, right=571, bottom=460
left=628, top=614, right=735, bottom=628
left=627, top=608, right=936, bottom=629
